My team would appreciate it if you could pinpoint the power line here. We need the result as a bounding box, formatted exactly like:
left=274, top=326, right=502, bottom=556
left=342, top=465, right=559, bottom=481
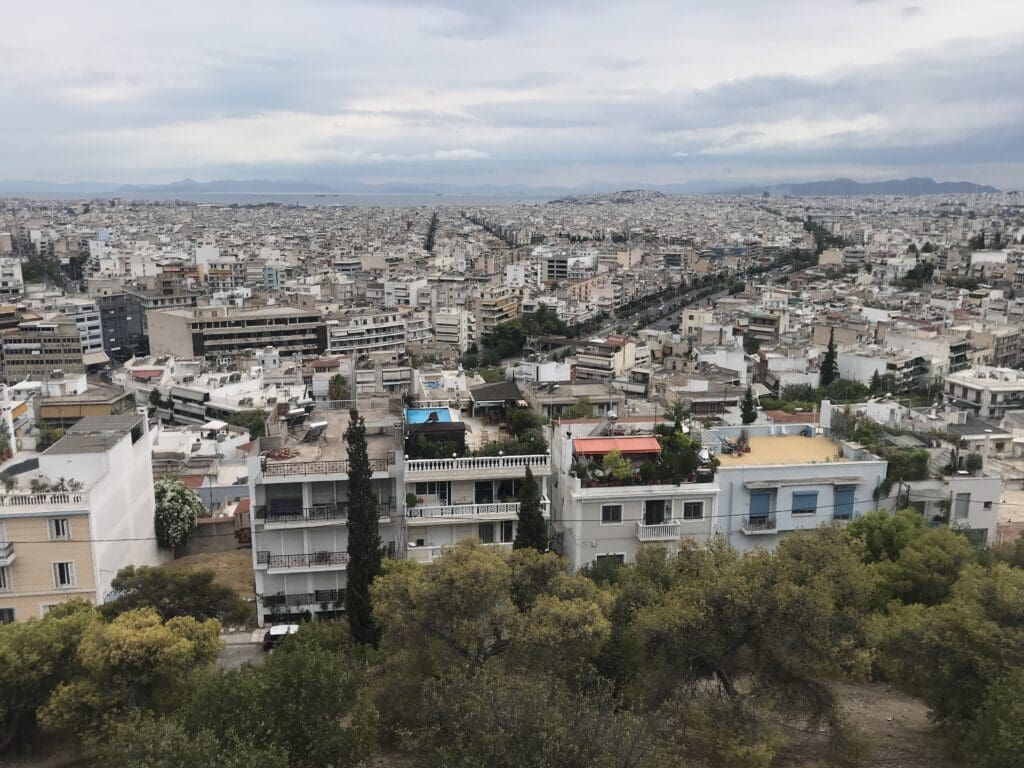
left=3, top=491, right=1007, bottom=545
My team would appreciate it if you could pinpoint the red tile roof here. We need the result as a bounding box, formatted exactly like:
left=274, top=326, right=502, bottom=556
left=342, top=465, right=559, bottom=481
left=572, top=436, right=661, bottom=456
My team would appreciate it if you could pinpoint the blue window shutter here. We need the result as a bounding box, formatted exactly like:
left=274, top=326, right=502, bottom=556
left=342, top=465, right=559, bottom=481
left=750, top=491, right=771, bottom=518
left=834, top=486, right=855, bottom=519
left=792, top=491, right=818, bottom=514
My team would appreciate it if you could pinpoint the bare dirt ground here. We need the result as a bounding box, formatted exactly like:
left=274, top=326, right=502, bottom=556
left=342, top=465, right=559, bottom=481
left=777, top=682, right=956, bottom=768
left=165, top=548, right=255, bottom=600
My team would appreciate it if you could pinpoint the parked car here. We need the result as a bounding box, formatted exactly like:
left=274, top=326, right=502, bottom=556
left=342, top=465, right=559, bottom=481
left=262, top=623, right=300, bottom=651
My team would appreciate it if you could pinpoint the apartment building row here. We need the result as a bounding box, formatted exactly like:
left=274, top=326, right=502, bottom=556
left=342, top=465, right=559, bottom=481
left=246, top=396, right=999, bottom=626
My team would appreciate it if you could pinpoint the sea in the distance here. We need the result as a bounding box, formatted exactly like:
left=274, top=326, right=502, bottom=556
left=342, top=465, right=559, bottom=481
left=29, top=192, right=554, bottom=207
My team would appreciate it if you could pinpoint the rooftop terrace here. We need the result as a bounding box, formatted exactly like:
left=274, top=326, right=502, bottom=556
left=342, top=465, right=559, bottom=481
left=716, top=435, right=849, bottom=468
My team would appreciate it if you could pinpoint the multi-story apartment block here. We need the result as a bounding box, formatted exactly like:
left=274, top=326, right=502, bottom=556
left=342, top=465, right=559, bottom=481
left=706, top=426, right=887, bottom=553
left=55, top=298, right=105, bottom=358
left=472, top=285, right=519, bottom=337
left=433, top=308, right=476, bottom=353
left=574, top=337, right=636, bottom=382
left=403, top=404, right=551, bottom=566
left=551, top=424, right=716, bottom=569
left=324, top=308, right=407, bottom=360
left=248, top=401, right=402, bottom=625
left=0, top=257, right=24, bottom=299
left=944, top=366, right=1024, bottom=423
left=0, top=414, right=164, bottom=623
left=247, top=395, right=554, bottom=625
left=0, top=318, right=85, bottom=383
left=148, top=305, right=327, bottom=362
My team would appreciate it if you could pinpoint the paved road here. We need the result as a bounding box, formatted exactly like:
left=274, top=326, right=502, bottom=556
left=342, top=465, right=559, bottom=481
left=218, top=630, right=263, bottom=669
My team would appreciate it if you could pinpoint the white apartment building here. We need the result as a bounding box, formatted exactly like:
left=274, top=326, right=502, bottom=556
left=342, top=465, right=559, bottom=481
left=403, top=406, right=551, bottom=565
left=945, top=366, right=1024, bottom=422
left=248, top=398, right=553, bottom=626
left=0, top=257, right=24, bottom=299
left=549, top=421, right=888, bottom=570
left=0, top=414, right=165, bottom=623
left=551, top=424, right=716, bottom=569
left=248, top=401, right=402, bottom=625
left=707, top=426, right=887, bottom=553
left=55, top=298, right=105, bottom=358
left=324, top=309, right=407, bottom=360
left=433, top=307, right=476, bottom=353
left=574, top=337, right=637, bottom=382
left=383, top=277, right=428, bottom=308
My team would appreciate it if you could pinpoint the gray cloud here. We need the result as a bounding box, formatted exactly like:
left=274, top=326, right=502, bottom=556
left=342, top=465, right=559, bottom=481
left=0, top=0, right=1021, bottom=187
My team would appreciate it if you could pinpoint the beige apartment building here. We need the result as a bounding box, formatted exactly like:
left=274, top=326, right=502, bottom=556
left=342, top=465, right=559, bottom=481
left=0, top=414, right=165, bottom=623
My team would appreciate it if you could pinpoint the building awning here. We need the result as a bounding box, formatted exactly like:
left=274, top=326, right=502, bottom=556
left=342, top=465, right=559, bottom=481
left=131, top=369, right=163, bottom=381
left=573, top=436, right=661, bottom=456
left=83, top=351, right=110, bottom=366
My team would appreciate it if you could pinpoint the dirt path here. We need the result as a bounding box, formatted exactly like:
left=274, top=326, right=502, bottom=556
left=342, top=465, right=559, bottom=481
left=778, top=681, right=956, bottom=768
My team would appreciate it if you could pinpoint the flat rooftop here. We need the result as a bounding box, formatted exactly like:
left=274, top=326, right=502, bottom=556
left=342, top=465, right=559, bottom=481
left=263, top=402, right=401, bottom=464
left=716, top=435, right=846, bottom=468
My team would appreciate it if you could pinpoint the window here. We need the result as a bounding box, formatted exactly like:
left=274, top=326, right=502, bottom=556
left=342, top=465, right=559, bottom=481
left=601, top=504, right=623, bottom=524
left=834, top=486, right=855, bottom=520
left=500, top=520, right=514, bottom=543
left=48, top=518, right=71, bottom=541
left=0, top=566, right=9, bottom=591
left=0, top=608, right=13, bottom=625
left=682, top=501, right=704, bottom=520
left=475, top=481, right=495, bottom=504
left=644, top=499, right=667, bottom=526
left=983, top=501, right=993, bottom=510
left=791, top=491, right=819, bottom=515
left=478, top=522, right=495, bottom=544
left=52, top=562, right=76, bottom=589
left=954, top=493, right=970, bottom=520
left=749, top=490, right=773, bottom=519
left=595, top=554, right=625, bottom=567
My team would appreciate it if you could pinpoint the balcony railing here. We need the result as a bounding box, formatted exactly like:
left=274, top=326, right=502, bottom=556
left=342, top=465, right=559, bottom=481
left=405, top=454, right=550, bottom=477
left=407, top=540, right=513, bottom=564
left=256, top=551, right=350, bottom=569
left=636, top=521, right=682, bottom=541
left=254, top=498, right=396, bottom=524
left=261, top=589, right=344, bottom=608
left=408, top=501, right=519, bottom=520
left=0, top=492, right=88, bottom=509
left=0, top=541, right=13, bottom=564
left=740, top=513, right=778, bottom=534
left=262, top=453, right=395, bottom=477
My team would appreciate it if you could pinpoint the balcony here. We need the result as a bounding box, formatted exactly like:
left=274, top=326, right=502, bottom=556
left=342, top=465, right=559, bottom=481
left=740, top=513, right=778, bottom=535
left=406, top=540, right=513, bottom=564
left=261, top=589, right=344, bottom=608
left=404, top=454, right=551, bottom=481
left=253, top=498, right=396, bottom=527
left=636, top=521, right=681, bottom=541
left=0, top=541, right=13, bottom=566
left=407, top=498, right=550, bottom=524
left=256, top=551, right=350, bottom=571
left=262, top=453, right=395, bottom=478
left=0, top=492, right=89, bottom=513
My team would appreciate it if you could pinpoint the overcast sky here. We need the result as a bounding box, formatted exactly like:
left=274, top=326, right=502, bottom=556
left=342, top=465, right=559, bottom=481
left=2, top=0, right=1023, bottom=187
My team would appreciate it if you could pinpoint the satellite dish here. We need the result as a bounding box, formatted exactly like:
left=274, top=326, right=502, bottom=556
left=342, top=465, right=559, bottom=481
left=699, top=448, right=710, bottom=462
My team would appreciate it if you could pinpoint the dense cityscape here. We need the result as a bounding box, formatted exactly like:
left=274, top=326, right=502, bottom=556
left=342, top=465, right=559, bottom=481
left=4, top=0, right=1024, bottom=765
left=0, top=188, right=1022, bottom=767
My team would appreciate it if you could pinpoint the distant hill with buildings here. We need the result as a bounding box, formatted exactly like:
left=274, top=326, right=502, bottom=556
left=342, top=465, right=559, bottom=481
left=729, top=177, right=1000, bottom=196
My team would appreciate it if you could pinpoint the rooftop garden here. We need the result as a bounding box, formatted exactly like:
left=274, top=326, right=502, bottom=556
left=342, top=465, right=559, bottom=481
left=571, top=424, right=714, bottom=487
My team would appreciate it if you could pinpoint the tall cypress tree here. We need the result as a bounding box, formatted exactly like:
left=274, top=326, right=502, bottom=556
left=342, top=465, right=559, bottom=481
left=740, top=386, right=757, bottom=425
left=344, top=409, right=382, bottom=645
left=820, top=328, right=840, bottom=389
left=513, top=466, right=547, bottom=551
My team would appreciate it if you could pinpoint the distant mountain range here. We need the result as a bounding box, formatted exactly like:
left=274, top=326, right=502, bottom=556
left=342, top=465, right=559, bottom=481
left=0, top=175, right=1002, bottom=199
left=728, top=177, right=1000, bottom=196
